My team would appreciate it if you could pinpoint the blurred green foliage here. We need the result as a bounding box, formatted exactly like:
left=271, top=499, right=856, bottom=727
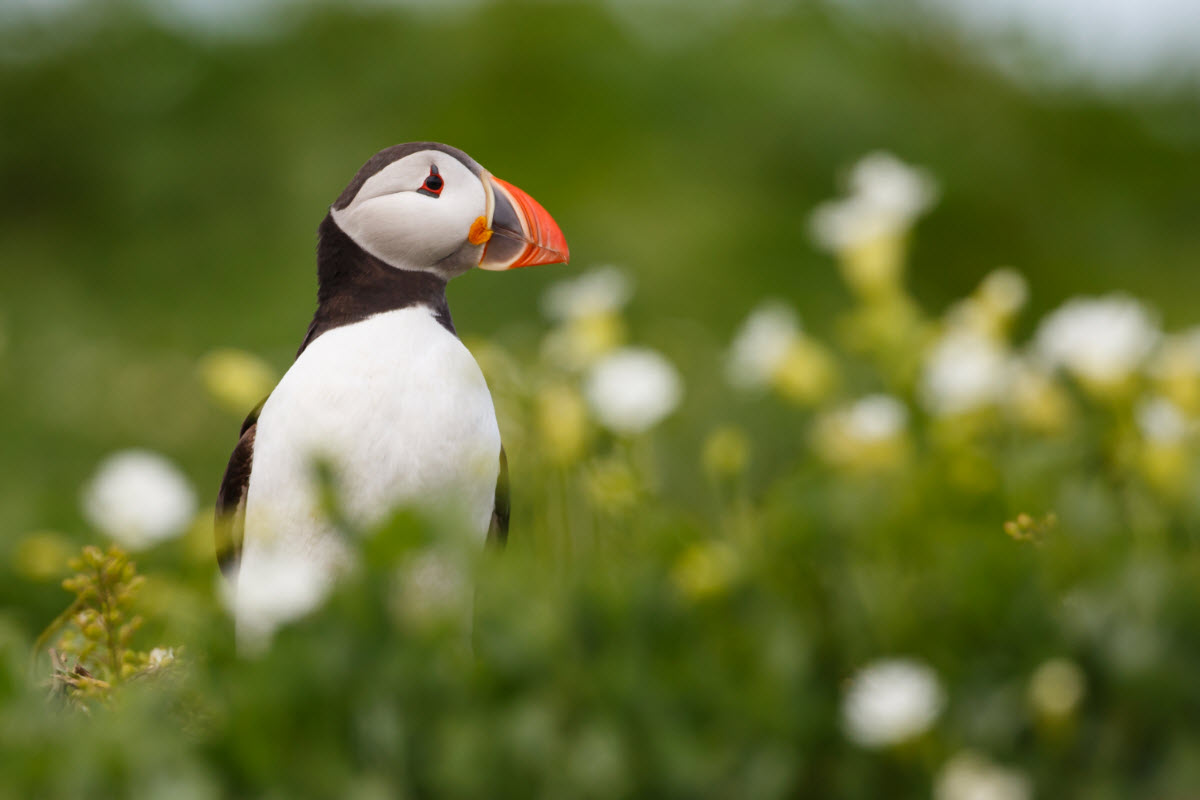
left=2, top=2, right=1200, bottom=797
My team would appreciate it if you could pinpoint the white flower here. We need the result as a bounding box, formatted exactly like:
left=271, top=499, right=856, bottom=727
left=1034, top=295, right=1160, bottom=386
left=81, top=449, right=197, bottom=550
left=726, top=301, right=801, bottom=388
left=584, top=347, right=683, bottom=435
left=541, top=267, right=633, bottom=322
left=814, top=395, right=909, bottom=471
left=842, top=657, right=945, bottom=747
left=148, top=647, right=176, bottom=668
left=935, top=752, right=1032, bottom=800
left=1028, top=658, right=1086, bottom=719
left=811, top=152, right=938, bottom=251
left=227, top=551, right=330, bottom=655
left=921, top=329, right=1013, bottom=415
left=850, top=151, right=939, bottom=219
left=1136, top=396, right=1189, bottom=444
left=978, top=269, right=1029, bottom=317
left=844, top=394, right=908, bottom=442
left=810, top=196, right=895, bottom=252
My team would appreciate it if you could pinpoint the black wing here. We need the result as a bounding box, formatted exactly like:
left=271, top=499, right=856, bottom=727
left=215, top=398, right=266, bottom=577
left=486, top=446, right=510, bottom=547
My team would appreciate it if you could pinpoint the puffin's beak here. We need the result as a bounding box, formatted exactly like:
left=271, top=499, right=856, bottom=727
left=477, top=173, right=570, bottom=270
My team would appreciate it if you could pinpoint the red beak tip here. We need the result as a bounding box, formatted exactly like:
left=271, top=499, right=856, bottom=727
left=487, top=175, right=571, bottom=270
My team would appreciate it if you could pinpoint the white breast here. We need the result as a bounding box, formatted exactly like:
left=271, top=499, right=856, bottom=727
left=236, top=306, right=500, bottom=621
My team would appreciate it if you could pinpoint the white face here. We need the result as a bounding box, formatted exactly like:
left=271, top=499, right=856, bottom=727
left=330, top=151, right=487, bottom=277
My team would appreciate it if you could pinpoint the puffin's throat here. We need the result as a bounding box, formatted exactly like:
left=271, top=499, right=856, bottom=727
left=298, top=214, right=454, bottom=356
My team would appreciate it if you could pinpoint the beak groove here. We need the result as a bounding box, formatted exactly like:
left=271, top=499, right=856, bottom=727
left=478, top=175, right=569, bottom=271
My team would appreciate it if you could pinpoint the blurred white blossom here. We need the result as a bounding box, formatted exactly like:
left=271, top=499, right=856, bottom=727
left=726, top=301, right=801, bottom=388
left=815, top=394, right=911, bottom=472
left=844, top=394, right=909, bottom=442
left=148, top=647, right=176, bottom=668
left=1028, top=657, right=1086, bottom=719
left=727, top=301, right=837, bottom=404
left=1136, top=396, right=1189, bottom=444
left=1034, top=295, right=1160, bottom=387
left=922, top=328, right=1013, bottom=415
left=849, top=152, right=939, bottom=220
left=934, top=751, right=1032, bottom=800
left=842, top=657, right=945, bottom=747
left=81, top=449, right=197, bottom=550
left=541, top=267, right=633, bottom=322
left=810, top=151, right=938, bottom=251
left=584, top=347, right=683, bottom=435
left=227, top=551, right=330, bottom=655
left=540, top=268, right=632, bottom=371
left=978, top=268, right=1029, bottom=317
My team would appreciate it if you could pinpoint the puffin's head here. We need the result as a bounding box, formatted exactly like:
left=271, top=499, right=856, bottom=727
left=329, top=142, right=569, bottom=278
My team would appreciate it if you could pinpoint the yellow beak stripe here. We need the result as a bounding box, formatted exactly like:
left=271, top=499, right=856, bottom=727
left=469, top=216, right=493, bottom=246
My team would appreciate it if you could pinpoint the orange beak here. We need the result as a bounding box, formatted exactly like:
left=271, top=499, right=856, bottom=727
left=477, top=174, right=570, bottom=270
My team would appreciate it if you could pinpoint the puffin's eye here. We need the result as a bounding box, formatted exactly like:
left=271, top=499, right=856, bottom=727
left=417, top=166, right=444, bottom=198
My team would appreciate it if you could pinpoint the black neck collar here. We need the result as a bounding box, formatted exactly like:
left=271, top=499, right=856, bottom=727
left=298, top=214, right=455, bottom=356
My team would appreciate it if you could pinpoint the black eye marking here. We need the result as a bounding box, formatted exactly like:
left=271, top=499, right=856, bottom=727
left=417, top=164, right=444, bottom=198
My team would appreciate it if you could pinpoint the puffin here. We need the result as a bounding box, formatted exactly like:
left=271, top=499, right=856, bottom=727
left=215, top=142, right=568, bottom=641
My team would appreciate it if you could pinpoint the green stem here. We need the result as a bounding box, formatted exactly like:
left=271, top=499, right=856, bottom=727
left=97, top=568, right=122, bottom=683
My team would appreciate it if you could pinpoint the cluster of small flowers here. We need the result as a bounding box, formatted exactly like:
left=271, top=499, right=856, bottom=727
left=726, top=150, right=1198, bottom=485
left=538, top=266, right=683, bottom=439
left=523, top=267, right=688, bottom=516
left=841, top=654, right=1086, bottom=797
